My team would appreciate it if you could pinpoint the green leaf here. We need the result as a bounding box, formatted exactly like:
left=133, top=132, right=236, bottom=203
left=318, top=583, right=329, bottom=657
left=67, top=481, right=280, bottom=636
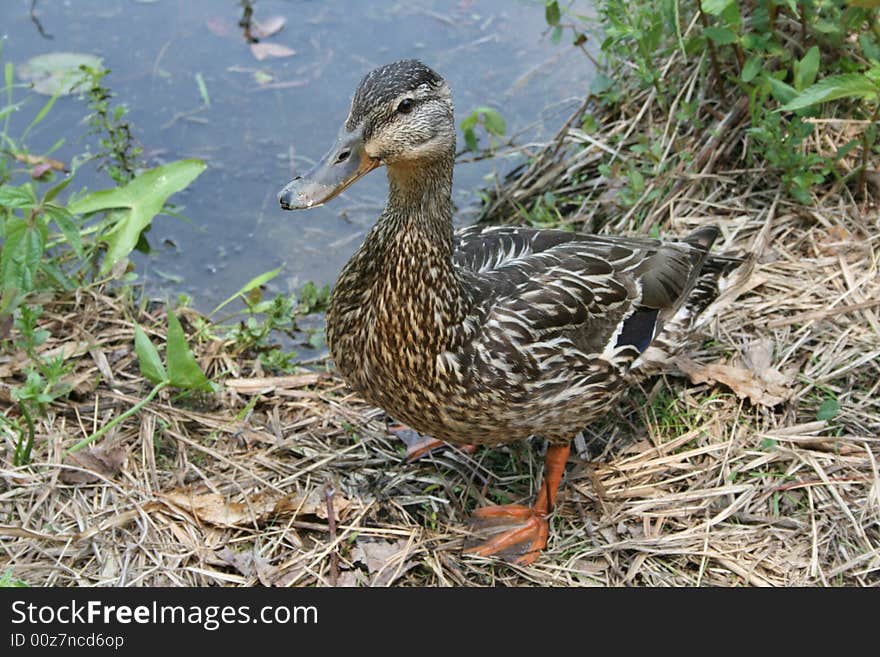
left=768, top=77, right=797, bottom=105
left=859, top=33, right=880, bottom=62
left=701, top=0, right=735, bottom=16
left=0, top=215, right=47, bottom=300
left=780, top=74, right=880, bottom=112
left=43, top=171, right=75, bottom=203
left=816, top=398, right=840, bottom=421
left=704, top=26, right=737, bottom=45
left=210, top=266, right=283, bottom=316
left=68, top=159, right=206, bottom=275
left=550, top=25, right=563, bottom=45
left=475, top=106, right=506, bottom=136
left=463, top=128, right=478, bottom=152
left=165, top=311, right=213, bottom=391
left=794, top=46, right=820, bottom=92
left=17, top=52, right=102, bottom=96
left=741, top=56, right=762, bottom=83
left=195, top=72, right=210, bottom=107
left=134, top=324, right=167, bottom=385
left=460, top=113, right=478, bottom=131
left=545, top=0, right=561, bottom=26
left=44, top=204, right=83, bottom=259
left=590, top=73, right=614, bottom=94
left=0, top=185, right=36, bottom=209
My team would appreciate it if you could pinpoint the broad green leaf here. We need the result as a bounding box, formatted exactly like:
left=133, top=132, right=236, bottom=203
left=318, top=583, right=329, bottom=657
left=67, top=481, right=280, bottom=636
left=550, top=25, right=563, bottom=45
left=475, top=106, right=506, bottom=136
left=134, top=324, right=167, bottom=385
left=44, top=204, right=83, bottom=259
left=704, top=26, right=737, bottom=46
left=165, top=311, right=213, bottom=391
left=210, top=266, right=283, bottom=316
left=701, top=0, right=735, bottom=16
left=741, top=56, right=762, bottom=83
left=768, top=77, right=797, bottom=105
left=816, top=398, right=840, bottom=421
left=0, top=215, right=47, bottom=299
left=861, top=34, right=880, bottom=64
left=0, top=184, right=36, bottom=209
left=68, top=159, right=206, bottom=275
left=780, top=74, right=879, bottom=112
left=545, top=0, right=561, bottom=26
left=17, top=52, right=102, bottom=96
left=794, top=46, right=820, bottom=92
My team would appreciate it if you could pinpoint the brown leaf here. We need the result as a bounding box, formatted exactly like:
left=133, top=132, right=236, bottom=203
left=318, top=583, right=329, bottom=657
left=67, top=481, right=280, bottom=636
left=250, top=42, right=296, bottom=61
left=216, top=546, right=276, bottom=585
left=677, top=354, right=792, bottom=407
left=161, top=491, right=274, bottom=526
left=15, top=152, right=67, bottom=172
left=349, top=539, right=415, bottom=587
left=224, top=373, right=321, bottom=394
left=252, top=16, right=286, bottom=38
left=161, top=488, right=353, bottom=528
left=61, top=445, right=127, bottom=484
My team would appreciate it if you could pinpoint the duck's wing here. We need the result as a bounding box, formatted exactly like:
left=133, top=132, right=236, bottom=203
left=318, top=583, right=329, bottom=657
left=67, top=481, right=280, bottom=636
left=454, top=225, right=723, bottom=358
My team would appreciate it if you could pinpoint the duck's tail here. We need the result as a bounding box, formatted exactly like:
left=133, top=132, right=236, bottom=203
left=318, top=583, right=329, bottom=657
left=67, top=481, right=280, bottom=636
left=634, top=227, right=753, bottom=373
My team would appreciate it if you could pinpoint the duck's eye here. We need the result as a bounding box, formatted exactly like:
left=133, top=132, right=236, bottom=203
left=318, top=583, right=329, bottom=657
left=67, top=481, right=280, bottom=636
left=396, top=98, right=414, bottom=114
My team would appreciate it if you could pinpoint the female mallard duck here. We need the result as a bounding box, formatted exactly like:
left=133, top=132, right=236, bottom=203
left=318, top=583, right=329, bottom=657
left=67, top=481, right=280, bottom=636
left=279, top=60, right=739, bottom=565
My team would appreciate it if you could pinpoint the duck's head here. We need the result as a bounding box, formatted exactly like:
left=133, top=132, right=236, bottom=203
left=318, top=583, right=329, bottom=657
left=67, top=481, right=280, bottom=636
left=279, top=59, right=454, bottom=210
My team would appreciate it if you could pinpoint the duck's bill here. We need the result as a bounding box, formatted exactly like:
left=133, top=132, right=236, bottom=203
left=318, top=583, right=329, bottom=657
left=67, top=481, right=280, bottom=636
left=278, top=130, right=380, bottom=210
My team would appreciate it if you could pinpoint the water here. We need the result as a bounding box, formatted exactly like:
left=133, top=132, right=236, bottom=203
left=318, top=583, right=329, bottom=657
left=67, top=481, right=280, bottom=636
left=1, top=0, right=594, bottom=312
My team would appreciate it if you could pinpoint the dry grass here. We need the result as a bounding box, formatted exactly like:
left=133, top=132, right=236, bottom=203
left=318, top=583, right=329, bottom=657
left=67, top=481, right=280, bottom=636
left=2, top=59, right=879, bottom=587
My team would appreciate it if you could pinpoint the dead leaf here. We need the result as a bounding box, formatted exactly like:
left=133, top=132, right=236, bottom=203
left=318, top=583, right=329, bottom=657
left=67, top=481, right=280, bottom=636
left=250, top=42, right=296, bottom=61
left=224, top=373, right=321, bottom=394
left=15, top=152, right=67, bottom=172
left=161, top=488, right=353, bottom=528
left=677, top=354, right=792, bottom=407
left=216, top=546, right=276, bottom=585
left=61, top=445, right=127, bottom=484
left=252, top=16, right=286, bottom=38
left=349, top=539, right=415, bottom=587
left=335, top=570, right=364, bottom=587
left=161, top=491, right=274, bottom=526
left=273, top=487, right=352, bottom=520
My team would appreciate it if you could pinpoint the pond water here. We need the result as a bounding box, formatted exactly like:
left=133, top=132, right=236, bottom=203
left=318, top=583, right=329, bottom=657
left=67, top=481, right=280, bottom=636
left=2, top=0, right=594, bottom=314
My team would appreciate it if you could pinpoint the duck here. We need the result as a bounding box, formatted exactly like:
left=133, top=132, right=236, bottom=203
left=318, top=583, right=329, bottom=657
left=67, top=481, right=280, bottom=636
left=278, top=59, right=741, bottom=565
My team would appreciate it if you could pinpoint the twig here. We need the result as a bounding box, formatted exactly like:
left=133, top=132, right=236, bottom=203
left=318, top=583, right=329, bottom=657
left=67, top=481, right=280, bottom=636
left=29, top=0, right=53, bottom=39
left=326, top=483, right=339, bottom=586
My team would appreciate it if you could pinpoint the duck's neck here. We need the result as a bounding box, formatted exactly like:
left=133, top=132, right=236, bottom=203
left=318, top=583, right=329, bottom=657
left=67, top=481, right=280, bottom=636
left=380, top=157, right=455, bottom=257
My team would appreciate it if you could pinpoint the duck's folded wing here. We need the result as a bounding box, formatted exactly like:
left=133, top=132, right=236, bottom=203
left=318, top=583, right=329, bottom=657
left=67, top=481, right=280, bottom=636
left=459, top=226, right=721, bottom=359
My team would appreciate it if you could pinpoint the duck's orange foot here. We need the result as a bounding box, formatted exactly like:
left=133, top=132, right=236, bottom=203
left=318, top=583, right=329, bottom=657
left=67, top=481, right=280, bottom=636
left=463, top=505, right=549, bottom=566
left=388, top=423, right=476, bottom=462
